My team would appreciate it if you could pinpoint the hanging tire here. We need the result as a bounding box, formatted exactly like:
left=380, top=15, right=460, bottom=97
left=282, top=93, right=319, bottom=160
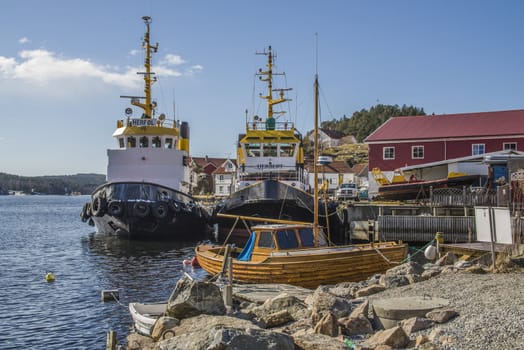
left=169, top=200, right=181, bottom=213
left=152, top=201, right=169, bottom=219
left=107, top=200, right=124, bottom=217
left=80, top=202, right=90, bottom=222
left=91, top=196, right=107, bottom=217
left=133, top=201, right=150, bottom=218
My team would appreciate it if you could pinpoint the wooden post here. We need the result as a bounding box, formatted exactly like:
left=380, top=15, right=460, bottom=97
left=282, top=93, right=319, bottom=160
left=224, top=257, right=233, bottom=308
left=106, top=330, right=116, bottom=350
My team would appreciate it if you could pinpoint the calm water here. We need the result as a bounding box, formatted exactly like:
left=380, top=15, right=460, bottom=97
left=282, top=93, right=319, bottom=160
left=0, top=195, right=208, bottom=349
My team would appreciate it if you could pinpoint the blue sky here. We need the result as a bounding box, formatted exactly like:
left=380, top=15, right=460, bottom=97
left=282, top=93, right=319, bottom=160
left=1, top=0, right=523, bottom=176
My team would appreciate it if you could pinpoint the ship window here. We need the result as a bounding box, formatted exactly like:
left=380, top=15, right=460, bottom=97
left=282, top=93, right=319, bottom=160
left=118, top=138, right=125, bottom=148
left=127, top=136, right=136, bottom=148
left=258, top=231, right=274, bottom=248
left=276, top=229, right=298, bottom=249
left=298, top=228, right=314, bottom=247
left=165, top=138, right=173, bottom=149
left=263, top=144, right=277, bottom=157
left=246, top=143, right=261, bottom=157
left=279, top=143, right=295, bottom=157
left=139, top=136, right=149, bottom=148
left=152, top=136, right=161, bottom=148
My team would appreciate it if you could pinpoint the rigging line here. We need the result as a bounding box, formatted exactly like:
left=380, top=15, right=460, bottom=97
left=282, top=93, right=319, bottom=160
left=319, top=85, right=336, bottom=121
left=278, top=186, right=289, bottom=219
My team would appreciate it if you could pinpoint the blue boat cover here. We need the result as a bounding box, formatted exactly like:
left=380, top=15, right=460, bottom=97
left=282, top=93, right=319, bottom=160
left=237, top=232, right=256, bottom=261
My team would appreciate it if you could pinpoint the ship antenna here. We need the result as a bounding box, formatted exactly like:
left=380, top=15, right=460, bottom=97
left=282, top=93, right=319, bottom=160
left=128, top=16, right=159, bottom=119
left=313, top=33, right=320, bottom=245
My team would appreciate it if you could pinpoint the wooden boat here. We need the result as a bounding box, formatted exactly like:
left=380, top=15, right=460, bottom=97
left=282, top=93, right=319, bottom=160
left=372, top=168, right=484, bottom=201
left=196, top=70, right=408, bottom=289
left=195, top=223, right=408, bottom=289
left=128, top=302, right=167, bottom=336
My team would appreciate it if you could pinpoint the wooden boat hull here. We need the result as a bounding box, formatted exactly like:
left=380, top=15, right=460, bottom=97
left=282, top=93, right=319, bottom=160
left=195, top=242, right=408, bottom=289
left=377, top=175, right=484, bottom=201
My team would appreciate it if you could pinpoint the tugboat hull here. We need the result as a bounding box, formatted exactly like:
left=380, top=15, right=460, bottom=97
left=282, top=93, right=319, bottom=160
left=213, top=180, right=347, bottom=244
left=82, top=182, right=210, bottom=240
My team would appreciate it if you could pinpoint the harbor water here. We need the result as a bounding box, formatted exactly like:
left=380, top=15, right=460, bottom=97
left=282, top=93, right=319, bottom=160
left=0, top=195, right=207, bottom=349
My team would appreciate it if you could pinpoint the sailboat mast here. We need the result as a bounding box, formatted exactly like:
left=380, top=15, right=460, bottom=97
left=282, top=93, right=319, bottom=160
left=313, top=74, right=319, bottom=245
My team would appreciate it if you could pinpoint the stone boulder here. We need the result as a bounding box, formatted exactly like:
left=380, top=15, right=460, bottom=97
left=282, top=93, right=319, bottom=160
left=292, top=333, right=349, bottom=350
left=313, top=312, right=339, bottom=336
left=151, top=316, right=179, bottom=341
left=338, top=314, right=373, bottom=336
left=355, top=284, right=386, bottom=297
left=380, top=261, right=424, bottom=288
left=166, top=275, right=226, bottom=319
left=399, top=316, right=434, bottom=335
left=349, top=299, right=369, bottom=319
left=259, top=309, right=293, bottom=328
left=310, top=286, right=352, bottom=321
left=363, top=325, right=410, bottom=348
left=250, top=293, right=310, bottom=322
left=159, top=325, right=295, bottom=350
left=426, top=309, right=459, bottom=323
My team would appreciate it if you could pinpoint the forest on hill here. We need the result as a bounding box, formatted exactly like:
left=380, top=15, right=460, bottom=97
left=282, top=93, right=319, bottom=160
left=320, top=104, right=426, bottom=142
left=303, top=103, right=426, bottom=163
left=0, top=173, right=105, bottom=195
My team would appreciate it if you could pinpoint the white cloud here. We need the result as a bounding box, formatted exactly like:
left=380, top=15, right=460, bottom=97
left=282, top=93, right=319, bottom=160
left=186, top=64, right=204, bottom=75
left=129, top=49, right=140, bottom=56
left=18, top=37, right=30, bottom=44
left=162, top=54, right=186, bottom=66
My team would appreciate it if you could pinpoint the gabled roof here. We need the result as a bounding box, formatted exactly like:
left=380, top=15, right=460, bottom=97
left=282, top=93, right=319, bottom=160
left=305, top=160, right=355, bottom=174
left=320, top=128, right=345, bottom=139
left=365, top=109, right=524, bottom=143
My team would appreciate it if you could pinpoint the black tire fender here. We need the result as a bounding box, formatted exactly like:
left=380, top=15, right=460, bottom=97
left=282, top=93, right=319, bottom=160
left=108, top=200, right=124, bottom=217
left=133, top=201, right=150, bottom=218
left=152, top=201, right=169, bottom=219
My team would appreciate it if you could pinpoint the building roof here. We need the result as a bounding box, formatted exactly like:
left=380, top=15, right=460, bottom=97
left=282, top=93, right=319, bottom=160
left=320, top=128, right=345, bottom=139
left=305, top=160, right=355, bottom=174
left=365, top=109, right=524, bottom=143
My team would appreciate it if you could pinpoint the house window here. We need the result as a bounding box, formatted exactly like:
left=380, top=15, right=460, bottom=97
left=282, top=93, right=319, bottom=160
left=504, top=143, right=517, bottom=150
left=412, top=146, right=424, bottom=159
left=218, top=186, right=223, bottom=193
left=219, top=175, right=224, bottom=181
left=383, top=147, right=395, bottom=160
left=472, top=144, right=485, bottom=155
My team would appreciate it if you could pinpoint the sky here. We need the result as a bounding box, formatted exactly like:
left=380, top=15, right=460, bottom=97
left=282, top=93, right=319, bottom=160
left=1, top=0, right=523, bottom=176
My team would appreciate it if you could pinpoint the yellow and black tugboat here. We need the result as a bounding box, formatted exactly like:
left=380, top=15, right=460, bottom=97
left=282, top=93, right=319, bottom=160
left=80, top=16, right=209, bottom=239
left=212, top=46, right=345, bottom=243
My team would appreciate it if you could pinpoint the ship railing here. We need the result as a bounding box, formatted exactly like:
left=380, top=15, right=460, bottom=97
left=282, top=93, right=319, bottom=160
left=117, top=117, right=177, bottom=129
left=247, top=121, right=294, bottom=131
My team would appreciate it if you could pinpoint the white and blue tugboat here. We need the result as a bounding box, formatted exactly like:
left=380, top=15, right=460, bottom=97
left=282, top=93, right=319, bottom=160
left=80, top=16, right=209, bottom=240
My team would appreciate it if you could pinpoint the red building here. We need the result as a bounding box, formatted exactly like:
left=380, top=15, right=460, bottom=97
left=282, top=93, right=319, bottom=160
left=365, top=109, right=524, bottom=172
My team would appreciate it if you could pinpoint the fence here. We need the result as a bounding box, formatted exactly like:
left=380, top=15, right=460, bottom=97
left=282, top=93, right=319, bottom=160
left=378, top=215, right=475, bottom=243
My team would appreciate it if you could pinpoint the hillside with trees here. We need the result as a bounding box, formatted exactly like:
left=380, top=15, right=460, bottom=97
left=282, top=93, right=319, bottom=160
left=304, top=103, right=426, bottom=163
left=0, top=173, right=105, bottom=195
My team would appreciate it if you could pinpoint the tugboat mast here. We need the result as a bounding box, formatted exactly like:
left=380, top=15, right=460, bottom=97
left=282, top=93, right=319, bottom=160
left=131, top=16, right=158, bottom=119
left=256, top=46, right=291, bottom=123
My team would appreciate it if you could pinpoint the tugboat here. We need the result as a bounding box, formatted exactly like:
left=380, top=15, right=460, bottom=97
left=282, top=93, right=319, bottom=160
left=80, top=16, right=209, bottom=240
left=212, top=46, right=346, bottom=244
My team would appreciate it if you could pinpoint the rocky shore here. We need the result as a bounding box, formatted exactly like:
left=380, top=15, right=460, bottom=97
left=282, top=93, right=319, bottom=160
left=125, top=251, right=524, bottom=350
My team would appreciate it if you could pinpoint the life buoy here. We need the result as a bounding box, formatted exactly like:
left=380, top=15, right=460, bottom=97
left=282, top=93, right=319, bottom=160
left=107, top=200, right=124, bottom=217
left=91, top=196, right=107, bottom=217
left=133, top=201, right=150, bottom=218
left=152, top=201, right=169, bottom=219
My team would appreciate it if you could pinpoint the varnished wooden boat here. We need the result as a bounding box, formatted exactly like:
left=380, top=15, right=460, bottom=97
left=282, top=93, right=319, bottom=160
left=195, top=223, right=408, bottom=289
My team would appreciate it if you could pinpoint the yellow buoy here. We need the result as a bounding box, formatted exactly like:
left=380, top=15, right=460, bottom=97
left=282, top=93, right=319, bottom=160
left=45, top=272, right=55, bottom=282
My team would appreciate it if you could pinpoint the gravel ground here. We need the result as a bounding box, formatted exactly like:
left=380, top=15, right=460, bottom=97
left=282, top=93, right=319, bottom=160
left=366, top=271, right=524, bottom=350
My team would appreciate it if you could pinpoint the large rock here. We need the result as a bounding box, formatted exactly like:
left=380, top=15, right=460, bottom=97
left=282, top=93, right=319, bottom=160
left=426, top=309, right=459, bottom=323
left=399, top=316, right=434, bottom=335
left=349, top=299, right=369, bottom=319
left=151, top=316, right=179, bottom=341
left=166, top=275, right=225, bottom=319
left=380, top=261, right=424, bottom=288
left=355, top=284, right=386, bottom=297
left=339, top=314, right=373, bottom=336
left=159, top=325, right=295, bottom=350
left=292, top=333, right=349, bottom=350
left=313, top=312, right=339, bottom=336
left=250, top=293, right=310, bottom=322
left=363, top=326, right=410, bottom=348
left=310, top=286, right=352, bottom=321
left=259, top=309, right=293, bottom=328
